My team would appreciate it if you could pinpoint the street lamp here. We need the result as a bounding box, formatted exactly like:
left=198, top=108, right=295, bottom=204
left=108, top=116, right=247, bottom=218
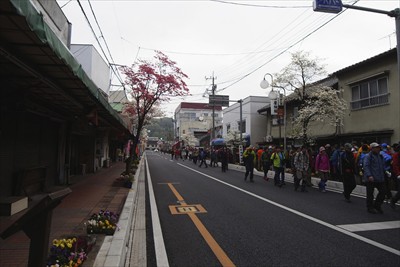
left=260, top=73, right=287, bottom=152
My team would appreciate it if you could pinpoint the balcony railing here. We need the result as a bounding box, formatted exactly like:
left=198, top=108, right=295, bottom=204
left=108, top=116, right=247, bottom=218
left=350, top=93, right=389, bottom=110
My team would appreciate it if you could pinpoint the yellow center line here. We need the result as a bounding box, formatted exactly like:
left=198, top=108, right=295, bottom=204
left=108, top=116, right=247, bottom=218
left=167, top=183, right=235, bottom=267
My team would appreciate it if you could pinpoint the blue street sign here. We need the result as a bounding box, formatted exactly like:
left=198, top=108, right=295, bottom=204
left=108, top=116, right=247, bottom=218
left=313, top=0, right=343, bottom=14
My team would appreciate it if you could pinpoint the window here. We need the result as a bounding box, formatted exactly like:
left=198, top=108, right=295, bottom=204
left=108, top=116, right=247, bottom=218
left=350, top=76, right=389, bottom=110
left=227, top=124, right=231, bottom=132
left=181, top=112, right=196, bottom=120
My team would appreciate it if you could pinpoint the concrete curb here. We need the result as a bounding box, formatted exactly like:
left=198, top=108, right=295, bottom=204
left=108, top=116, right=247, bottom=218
left=228, top=162, right=376, bottom=196
left=93, top=158, right=144, bottom=267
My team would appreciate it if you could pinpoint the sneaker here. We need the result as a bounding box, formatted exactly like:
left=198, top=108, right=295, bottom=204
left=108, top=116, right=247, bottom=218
left=375, top=207, right=384, bottom=214
left=390, top=198, right=396, bottom=209
left=368, top=208, right=378, bottom=214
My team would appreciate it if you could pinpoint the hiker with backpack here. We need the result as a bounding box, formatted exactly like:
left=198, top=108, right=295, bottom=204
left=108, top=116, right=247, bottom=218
left=340, top=143, right=357, bottom=202
left=363, top=142, right=386, bottom=214
left=243, top=146, right=256, bottom=182
left=315, top=146, right=331, bottom=192
left=271, top=146, right=286, bottom=187
left=293, top=145, right=309, bottom=192
left=261, top=146, right=273, bottom=181
left=390, top=143, right=400, bottom=209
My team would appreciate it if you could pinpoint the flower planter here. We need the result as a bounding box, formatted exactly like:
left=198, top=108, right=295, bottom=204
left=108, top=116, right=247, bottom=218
left=86, top=210, right=119, bottom=236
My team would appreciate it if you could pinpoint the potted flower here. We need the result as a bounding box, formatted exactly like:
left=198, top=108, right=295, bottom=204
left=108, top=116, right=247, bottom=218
left=86, top=210, right=119, bottom=235
left=46, top=236, right=93, bottom=267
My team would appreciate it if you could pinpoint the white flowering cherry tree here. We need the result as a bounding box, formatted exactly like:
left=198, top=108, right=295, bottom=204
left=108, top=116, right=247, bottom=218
left=273, top=51, right=346, bottom=144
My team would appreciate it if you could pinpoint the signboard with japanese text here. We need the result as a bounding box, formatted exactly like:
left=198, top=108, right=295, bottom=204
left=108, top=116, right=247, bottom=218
left=313, top=0, right=342, bottom=13
left=270, top=99, right=278, bottom=115
left=209, top=95, right=229, bottom=107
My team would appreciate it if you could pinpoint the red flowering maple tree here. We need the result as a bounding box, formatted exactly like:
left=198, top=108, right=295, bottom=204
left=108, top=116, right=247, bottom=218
left=121, top=51, right=190, bottom=166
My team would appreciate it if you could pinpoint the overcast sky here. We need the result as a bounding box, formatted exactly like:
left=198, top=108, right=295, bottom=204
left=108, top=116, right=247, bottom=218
left=57, top=0, right=399, bottom=117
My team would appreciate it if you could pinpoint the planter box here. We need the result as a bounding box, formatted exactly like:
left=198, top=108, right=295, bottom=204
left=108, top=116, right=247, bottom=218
left=0, top=196, right=28, bottom=216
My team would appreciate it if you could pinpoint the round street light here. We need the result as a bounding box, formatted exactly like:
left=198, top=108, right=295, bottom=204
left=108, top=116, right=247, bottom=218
left=260, top=79, right=269, bottom=89
left=268, top=90, right=278, bottom=100
left=260, top=73, right=287, bottom=153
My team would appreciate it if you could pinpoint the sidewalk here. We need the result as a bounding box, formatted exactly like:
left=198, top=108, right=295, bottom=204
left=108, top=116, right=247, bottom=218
left=0, top=161, right=130, bottom=267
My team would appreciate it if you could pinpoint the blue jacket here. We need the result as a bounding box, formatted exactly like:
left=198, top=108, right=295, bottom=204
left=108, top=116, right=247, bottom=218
left=380, top=151, right=392, bottom=171
left=363, top=152, right=385, bottom=183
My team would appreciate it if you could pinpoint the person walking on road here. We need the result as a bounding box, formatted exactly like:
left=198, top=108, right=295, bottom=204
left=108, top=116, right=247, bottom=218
left=294, top=145, right=309, bottom=192
left=219, top=147, right=229, bottom=172
left=271, top=146, right=286, bottom=187
left=390, top=143, right=400, bottom=209
left=315, top=146, right=331, bottom=192
left=340, top=143, right=357, bottom=202
left=261, top=146, right=273, bottom=181
left=198, top=148, right=208, bottom=168
left=363, top=142, right=386, bottom=214
left=243, top=147, right=256, bottom=182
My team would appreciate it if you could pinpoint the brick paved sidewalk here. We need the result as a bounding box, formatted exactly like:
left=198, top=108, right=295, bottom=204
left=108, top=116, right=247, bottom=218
left=0, top=161, right=130, bottom=267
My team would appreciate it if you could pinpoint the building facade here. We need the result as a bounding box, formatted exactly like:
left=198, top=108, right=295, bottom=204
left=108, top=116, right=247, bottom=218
left=174, top=102, right=223, bottom=146
left=223, top=96, right=269, bottom=146
left=258, top=48, right=399, bottom=147
left=0, top=0, right=130, bottom=197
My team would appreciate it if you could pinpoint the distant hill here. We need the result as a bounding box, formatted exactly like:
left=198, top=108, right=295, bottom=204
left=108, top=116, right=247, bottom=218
left=147, top=117, right=174, bottom=141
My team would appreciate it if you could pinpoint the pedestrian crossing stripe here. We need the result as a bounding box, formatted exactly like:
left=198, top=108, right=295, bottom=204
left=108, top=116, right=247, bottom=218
left=169, top=204, right=207, bottom=215
left=337, top=220, right=400, bottom=232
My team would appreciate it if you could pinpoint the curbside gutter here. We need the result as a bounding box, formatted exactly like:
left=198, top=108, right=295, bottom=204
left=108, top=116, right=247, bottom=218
left=93, top=157, right=144, bottom=267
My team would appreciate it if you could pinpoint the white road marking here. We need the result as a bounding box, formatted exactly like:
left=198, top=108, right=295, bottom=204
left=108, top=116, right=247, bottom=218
left=146, top=155, right=170, bottom=267
left=337, top=221, right=400, bottom=232
left=178, top=163, right=400, bottom=256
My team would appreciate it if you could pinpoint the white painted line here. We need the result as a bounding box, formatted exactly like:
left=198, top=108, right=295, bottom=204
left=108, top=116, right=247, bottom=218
left=178, top=163, right=400, bottom=256
left=337, top=221, right=400, bottom=232
left=146, top=155, right=170, bottom=267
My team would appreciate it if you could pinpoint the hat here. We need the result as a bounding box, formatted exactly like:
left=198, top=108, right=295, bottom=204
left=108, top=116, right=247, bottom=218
left=319, top=146, right=325, bottom=152
left=325, top=144, right=331, bottom=148
left=344, top=143, right=352, bottom=149
left=381, top=143, right=388, bottom=149
left=370, top=142, right=380, bottom=148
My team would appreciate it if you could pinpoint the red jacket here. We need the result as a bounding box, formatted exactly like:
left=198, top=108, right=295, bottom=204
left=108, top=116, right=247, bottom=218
left=392, top=152, right=400, bottom=177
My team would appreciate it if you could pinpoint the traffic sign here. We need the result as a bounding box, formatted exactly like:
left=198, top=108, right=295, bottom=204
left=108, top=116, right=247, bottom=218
left=313, top=0, right=342, bottom=14
left=209, top=95, right=229, bottom=107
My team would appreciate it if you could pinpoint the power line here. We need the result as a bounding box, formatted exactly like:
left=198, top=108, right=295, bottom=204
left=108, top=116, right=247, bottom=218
left=210, top=0, right=310, bottom=8
left=216, top=9, right=349, bottom=92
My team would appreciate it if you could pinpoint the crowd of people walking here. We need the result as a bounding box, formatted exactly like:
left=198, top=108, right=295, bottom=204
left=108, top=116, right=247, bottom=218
left=163, top=141, right=400, bottom=214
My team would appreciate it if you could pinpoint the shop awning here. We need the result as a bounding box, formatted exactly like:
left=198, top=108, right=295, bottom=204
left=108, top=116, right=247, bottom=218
left=0, top=0, right=130, bottom=133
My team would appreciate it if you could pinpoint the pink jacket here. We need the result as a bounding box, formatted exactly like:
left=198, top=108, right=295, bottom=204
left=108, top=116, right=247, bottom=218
left=315, top=153, right=330, bottom=172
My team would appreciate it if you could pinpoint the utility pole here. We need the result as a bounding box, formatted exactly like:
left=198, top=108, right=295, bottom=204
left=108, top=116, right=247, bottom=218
left=206, top=73, right=217, bottom=140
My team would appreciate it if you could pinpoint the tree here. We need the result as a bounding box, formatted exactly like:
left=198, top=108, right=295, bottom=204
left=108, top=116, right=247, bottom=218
left=273, top=51, right=346, bottom=144
left=121, top=51, right=190, bottom=170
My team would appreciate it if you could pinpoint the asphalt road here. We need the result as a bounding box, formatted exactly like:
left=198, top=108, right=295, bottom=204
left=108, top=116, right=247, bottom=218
left=145, top=151, right=400, bottom=267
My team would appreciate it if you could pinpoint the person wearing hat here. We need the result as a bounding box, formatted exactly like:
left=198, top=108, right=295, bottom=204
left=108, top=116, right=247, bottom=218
left=261, top=146, right=273, bottom=181
left=271, top=146, right=286, bottom=187
left=294, top=145, right=310, bottom=192
left=363, top=142, right=386, bottom=214
left=315, top=146, right=331, bottom=192
left=243, top=146, right=256, bottom=182
left=340, top=143, right=357, bottom=202
left=380, top=143, right=393, bottom=202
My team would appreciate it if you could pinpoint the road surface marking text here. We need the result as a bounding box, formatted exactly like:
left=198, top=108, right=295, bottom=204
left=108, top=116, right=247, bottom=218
left=166, top=183, right=235, bottom=267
